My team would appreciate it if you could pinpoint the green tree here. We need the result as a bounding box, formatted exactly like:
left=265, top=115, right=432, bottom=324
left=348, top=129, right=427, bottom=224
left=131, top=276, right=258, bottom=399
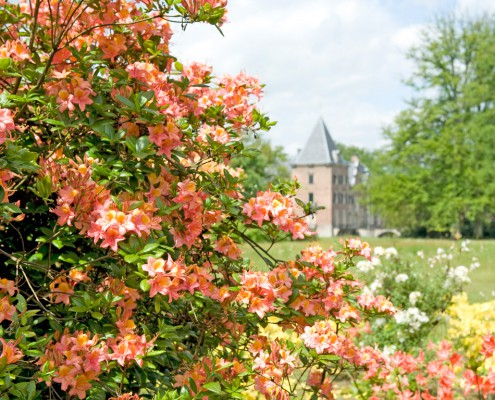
left=368, top=15, right=495, bottom=238
left=230, top=134, right=290, bottom=197
left=336, top=143, right=378, bottom=170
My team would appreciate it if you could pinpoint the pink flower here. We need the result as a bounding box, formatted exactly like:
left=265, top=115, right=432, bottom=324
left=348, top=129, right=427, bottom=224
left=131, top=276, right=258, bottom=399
left=0, top=296, right=16, bottom=322
left=481, top=333, right=495, bottom=358
left=0, top=108, right=16, bottom=145
left=0, top=338, right=23, bottom=364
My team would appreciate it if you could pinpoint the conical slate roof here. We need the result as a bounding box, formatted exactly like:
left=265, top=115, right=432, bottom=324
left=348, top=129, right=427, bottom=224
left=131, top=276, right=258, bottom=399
left=292, top=118, right=344, bottom=166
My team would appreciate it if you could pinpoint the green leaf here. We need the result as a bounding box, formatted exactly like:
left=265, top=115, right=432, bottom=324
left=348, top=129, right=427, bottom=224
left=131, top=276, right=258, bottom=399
left=139, top=242, right=160, bottom=254
left=140, top=279, right=151, bottom=292
left=202, top=382, right=223, bottom=395
left=1, top=203, right=22, bottom=214
left=15, top=294, right=27, bottom=313
left=116, top=95, right=136, bottom=109
left=0, top=58, right=12, bottom=70
left=124, top=254, right=140, bottom=263
left=90, top=312, right=103, bottom=320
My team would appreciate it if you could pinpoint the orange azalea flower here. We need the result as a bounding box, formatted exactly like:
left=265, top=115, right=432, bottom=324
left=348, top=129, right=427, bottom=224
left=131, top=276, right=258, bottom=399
left=0, top=338, right=22, bottom=365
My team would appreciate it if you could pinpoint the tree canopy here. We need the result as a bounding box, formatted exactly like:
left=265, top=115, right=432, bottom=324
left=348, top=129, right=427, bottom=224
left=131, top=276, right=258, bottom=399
left=368, top=15, right=495, bottom=238
left=336, top=142, right=378, bottom=171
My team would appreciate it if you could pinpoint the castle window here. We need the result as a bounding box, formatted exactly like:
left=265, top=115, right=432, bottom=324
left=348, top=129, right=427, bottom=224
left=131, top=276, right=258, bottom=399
left=338, top=193, right=344, bottom=203
left=309, top=192, right=314, bottom=203
left=333, top=192, right=337, bottom=204
left=332, top=175, right=336, bottom=184
left=338, top=175, right=344, bottom=185
left=309, top=173, right=314, bottom=184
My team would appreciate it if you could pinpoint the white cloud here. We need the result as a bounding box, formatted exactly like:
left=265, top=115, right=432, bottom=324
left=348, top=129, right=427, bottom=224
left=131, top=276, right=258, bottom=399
left=456, top=0, right=495, bottom=15
left=392, top=25, right=425, bottom=51
left=171, top=0, right=495, bottom=157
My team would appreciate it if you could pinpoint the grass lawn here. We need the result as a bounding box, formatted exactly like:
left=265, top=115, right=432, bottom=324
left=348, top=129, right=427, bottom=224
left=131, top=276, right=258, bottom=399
left=241, top=237, right=495, bottom=303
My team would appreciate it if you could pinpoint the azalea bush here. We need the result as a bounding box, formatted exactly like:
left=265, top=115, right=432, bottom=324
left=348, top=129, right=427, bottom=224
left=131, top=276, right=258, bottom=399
left=0, top=1, right=407, bottom=399
left=354, top=243, right=477, bottom=352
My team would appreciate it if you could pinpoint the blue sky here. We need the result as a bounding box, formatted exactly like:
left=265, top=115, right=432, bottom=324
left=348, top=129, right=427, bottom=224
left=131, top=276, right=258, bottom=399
left=172, top=0, right=495, bottom=156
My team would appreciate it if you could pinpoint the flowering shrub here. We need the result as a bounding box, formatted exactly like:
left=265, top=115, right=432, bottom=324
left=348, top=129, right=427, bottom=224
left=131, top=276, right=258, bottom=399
left=447, top=293, right=495, bottom=367
left=355, top=243, right=477, bottom=352
left=0, top=1, right=406, bottom=399
left=350, top=334, right=495, bottom=399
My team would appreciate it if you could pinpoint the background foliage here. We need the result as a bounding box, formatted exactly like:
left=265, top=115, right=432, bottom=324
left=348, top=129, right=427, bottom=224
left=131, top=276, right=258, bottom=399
left=366, top=15, right=495, bottom=238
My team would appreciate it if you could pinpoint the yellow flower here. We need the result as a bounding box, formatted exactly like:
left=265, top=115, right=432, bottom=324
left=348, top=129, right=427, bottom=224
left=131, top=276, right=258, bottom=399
left=447, top=293, right=495, bottom=367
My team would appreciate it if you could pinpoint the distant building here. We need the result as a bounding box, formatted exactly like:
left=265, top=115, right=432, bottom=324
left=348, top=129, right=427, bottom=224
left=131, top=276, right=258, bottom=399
left=291, top=118, right=387, bottom=237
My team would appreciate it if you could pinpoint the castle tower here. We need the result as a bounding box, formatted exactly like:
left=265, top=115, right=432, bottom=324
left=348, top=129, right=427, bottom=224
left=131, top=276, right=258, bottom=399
left=291, top=118, right=367, bottom=236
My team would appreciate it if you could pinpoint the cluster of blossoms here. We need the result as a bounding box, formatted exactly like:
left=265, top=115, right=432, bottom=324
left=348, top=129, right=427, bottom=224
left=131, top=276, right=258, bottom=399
left=0, top=337, right=23, bottom=366
left=147, top=120, right=183, bottom=158
left=249, top=336, right=298, bottom=400
left=173, top=356, right=245, bottom=397
left=373, top=246, right=399, bottom=259
left=41, top=275, right=152, bottom=398
left=447, top=293, right=495, bottom=363
left=446, top=265, right=471, bottom=285
left=361, top=335, right=495, bottom=399
left=142, top=255, right=218, bottom=301
left=301, top=319, right=386, bottom=375
left=344, top=238, right=373, bottom=260
left=49, top=269, right=90, bottom=305
left=0, top=278, right=17, bottom=323
left=214, top=235, right=242, bottom=259
left=0, top=108, right=16, bottom=146
left=236, top=266, right=293, bottom=318
left=242, top=190, right=313, bottom=239
left=356, top=256, right=381, bottom=273
left=287, top=242, right=394, bottom=320
left=357, top=290, right=397, bottom=315
left=170, top=179, right=222, bottom=248
left=45, top=73, right=95, bottom=113
left=181, top=0, right=228, bottom=23
left=0, top=39, right=31, bottom=62
left=51, top=156, right=162, bottom=251
left=306, top=369, right=335, bottom=399
left=40, top=329, right=151, bottom=399
left=40, top=331, right=109, bottom=399
left=394, top=307, right=430, bottom=333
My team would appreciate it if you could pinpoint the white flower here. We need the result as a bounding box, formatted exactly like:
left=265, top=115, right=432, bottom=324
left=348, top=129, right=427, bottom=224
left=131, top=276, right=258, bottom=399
left=470, top=257, right=480, bottom=270
left=374, top=246, right=385, bottom=256
left=461, top=240, right=471, bottom=253
left=382, top=345, right=396, bottom=355
left=395, top=273, right=409, bottom=283
left=394, top=307, right=429, bottom=331
left=370, top=279, right=382, bottom=293
left=371, top=256, right=381, bottom=266
left=447, top=266, right=470, bottom=284
left=417, top=250, right=424, bottom=259
left=384, top=247, right=398, bottom=259
left=356, top=260, right=373, bottom=273
left=409, top=291, right=421, bottom=306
